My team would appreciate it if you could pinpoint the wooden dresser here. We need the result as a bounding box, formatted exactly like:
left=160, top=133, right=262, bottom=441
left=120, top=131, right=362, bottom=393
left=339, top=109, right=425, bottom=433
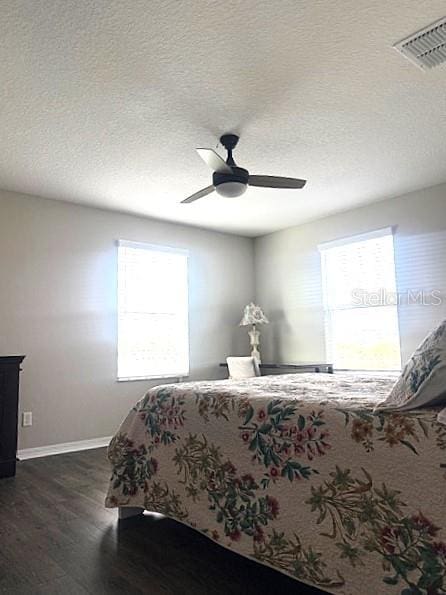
left=0, top=356, right=25, bottom=478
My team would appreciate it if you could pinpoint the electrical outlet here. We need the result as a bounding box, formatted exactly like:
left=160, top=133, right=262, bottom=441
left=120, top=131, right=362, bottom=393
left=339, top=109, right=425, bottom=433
left=22, top=411, right=32, bottom=427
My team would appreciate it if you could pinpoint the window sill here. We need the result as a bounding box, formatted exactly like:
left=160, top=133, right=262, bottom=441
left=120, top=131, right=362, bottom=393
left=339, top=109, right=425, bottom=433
left=117, top=374, right=189, bottom=382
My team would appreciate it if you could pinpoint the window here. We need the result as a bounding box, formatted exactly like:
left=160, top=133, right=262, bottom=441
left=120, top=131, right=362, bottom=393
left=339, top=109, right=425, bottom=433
left=117, top=240, right=189, bottom=380
left=319, top=228, right=401, bottom=370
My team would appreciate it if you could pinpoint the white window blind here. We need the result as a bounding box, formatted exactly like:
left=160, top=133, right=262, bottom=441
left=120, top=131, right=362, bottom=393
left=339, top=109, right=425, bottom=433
left=319, top=228, right=401, bottom=370
left=117, top=240, right=189, bottom=380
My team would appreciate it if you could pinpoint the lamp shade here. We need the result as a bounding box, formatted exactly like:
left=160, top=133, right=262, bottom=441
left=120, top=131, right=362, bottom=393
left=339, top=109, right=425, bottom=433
left=239, top=302, right=269, bottom=326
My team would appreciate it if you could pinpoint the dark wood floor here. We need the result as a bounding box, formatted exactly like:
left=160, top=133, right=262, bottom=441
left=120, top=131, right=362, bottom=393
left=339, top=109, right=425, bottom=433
left=0, top=448, right=326, bottom=594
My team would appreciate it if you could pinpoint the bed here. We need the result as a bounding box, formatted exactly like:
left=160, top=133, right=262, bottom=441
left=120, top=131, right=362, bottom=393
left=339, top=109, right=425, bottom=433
left=105, top=373, right=446, bottom=594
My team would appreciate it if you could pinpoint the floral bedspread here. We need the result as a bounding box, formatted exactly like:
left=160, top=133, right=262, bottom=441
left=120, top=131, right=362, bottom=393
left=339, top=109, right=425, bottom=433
left=105, top=373, right=446, bottom=594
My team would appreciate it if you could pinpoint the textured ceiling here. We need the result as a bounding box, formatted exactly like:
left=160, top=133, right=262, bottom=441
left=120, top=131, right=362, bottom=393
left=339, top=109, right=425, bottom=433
left=1, top=1, right=446, bottom=237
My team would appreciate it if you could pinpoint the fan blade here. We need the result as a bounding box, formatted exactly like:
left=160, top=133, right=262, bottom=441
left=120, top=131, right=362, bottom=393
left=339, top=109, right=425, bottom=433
left=181, top=185, right=215, bottom=204
left=197, top=148, right=233, bottom=174
left=249, top=175, right=306, bottom=189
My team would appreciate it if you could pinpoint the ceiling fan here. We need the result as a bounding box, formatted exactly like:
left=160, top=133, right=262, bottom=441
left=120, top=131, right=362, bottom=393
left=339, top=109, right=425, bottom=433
left=181, top=134, right=306, bottom=204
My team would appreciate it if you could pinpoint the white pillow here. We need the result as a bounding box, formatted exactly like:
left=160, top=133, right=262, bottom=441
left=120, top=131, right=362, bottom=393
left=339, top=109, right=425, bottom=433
left=377, top=319, right=446, bottom=411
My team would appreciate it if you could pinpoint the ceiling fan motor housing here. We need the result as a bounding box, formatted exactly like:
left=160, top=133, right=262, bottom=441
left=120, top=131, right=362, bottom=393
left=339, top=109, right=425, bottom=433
left=213, top=166, right=249, bottom=197
left=213, top=166, right=249, bottom=187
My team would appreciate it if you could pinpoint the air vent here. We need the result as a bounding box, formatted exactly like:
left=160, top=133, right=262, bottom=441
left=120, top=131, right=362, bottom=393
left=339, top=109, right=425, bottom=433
left=394, top=17, right=446, bottom=70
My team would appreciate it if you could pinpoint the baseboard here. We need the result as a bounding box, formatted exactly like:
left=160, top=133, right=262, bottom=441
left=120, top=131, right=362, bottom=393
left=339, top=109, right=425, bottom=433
left=17, top=436, right=113, bottom=460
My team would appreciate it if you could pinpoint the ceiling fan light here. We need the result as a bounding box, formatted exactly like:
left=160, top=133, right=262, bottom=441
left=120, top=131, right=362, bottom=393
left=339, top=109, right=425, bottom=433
left=215, top=181, right=247, bottom=198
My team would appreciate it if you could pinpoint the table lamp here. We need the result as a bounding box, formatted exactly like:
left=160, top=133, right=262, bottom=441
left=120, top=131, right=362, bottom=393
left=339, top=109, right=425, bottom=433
left=239, top=303, right=269, bottom=363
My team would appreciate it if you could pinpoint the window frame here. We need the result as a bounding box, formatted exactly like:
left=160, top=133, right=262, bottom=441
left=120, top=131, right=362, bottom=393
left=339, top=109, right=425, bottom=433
left=318, top=227, right=402, bottom=371
left=116, top=239, right=190, bottom=382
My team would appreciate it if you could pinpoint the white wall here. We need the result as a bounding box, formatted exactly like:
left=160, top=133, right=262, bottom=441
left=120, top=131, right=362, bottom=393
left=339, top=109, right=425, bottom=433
left=0, top=190, right=254, bottom=449
left=255, top=183, right=446, bottom=366
left=4, top=182, right=446, bottom=450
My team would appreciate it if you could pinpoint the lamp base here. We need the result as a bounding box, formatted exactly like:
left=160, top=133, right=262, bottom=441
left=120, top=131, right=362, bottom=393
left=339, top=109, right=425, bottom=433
left=248, top=325, right=261, bottom=364
left=250, top=347, right=261, bottom=364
